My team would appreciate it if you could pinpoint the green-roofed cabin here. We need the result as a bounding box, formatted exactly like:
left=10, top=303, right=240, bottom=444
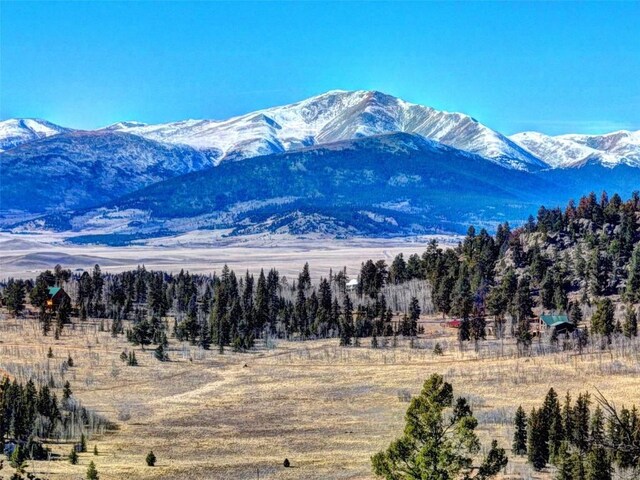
left=538, top=314, right=575, bottom=334
left=46, top=286, right=71, bottom=312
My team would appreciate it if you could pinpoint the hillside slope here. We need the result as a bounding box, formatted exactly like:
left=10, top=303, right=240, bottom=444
left=10, top=133, right=559, bottom=242
left=0, top=130, right=214, bottom=212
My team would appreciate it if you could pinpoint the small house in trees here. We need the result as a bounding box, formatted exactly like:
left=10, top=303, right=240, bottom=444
left=346, top=279, right=358, bottom=292
left=45, top=287, right=71, bottom=312
left=538, top=314, right=574, bottom=334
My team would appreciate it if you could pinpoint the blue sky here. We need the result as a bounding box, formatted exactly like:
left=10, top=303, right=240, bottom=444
left=2, top=1, right=639, bottom=135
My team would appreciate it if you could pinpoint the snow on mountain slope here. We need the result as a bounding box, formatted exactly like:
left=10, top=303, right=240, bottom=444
left=511, top=130, right=640, bottom=168
left=1, top=130, right=214, bottom=213
left=510, top=132, right=602, bottom=168
left=17, top=132, right=548, bottom=239
left=110, top=90, right=548, bottom=171
left=561, top=130, right=640, bottom=167
left=0, top=118, right=71, bottom=151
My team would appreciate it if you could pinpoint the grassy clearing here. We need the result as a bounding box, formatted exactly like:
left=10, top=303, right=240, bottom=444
left=1, top=312, right=639, bottom=479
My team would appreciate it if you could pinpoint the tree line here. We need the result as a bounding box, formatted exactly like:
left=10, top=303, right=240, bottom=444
left=2, top=191, right=639, bottom=356
left=513, top=387, right=640, bottom=479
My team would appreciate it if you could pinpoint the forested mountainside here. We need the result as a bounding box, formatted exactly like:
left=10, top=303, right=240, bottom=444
left=11, top=133, right=640, bottom=243
left=2, top=90, right=640, bottom=241
left=0, top=131, right=213, bottom=212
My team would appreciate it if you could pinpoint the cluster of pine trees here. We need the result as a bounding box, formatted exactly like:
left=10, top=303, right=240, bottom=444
left=0, top=375, right=107, bottom=465
left=513, top=388, right=640, bottom=478
left=3, top=259, right=427, bottom=354
left=402, top=192, right=640, bottom=350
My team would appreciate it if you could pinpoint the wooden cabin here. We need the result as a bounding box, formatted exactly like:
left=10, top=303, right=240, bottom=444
left=537, top=314, right=575, bottom=335
left=45, top=286, right=71, bottom=312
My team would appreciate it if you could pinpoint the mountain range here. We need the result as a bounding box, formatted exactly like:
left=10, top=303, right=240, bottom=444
left=2, top=90, right=639, bottom=243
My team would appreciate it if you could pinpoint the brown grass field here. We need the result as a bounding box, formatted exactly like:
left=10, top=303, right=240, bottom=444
left=1, top=311, right=639, bottom=480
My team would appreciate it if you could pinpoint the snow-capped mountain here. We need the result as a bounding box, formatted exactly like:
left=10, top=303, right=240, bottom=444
left=107, top=90, right=547, bottom=171
left=5, top=92, right=639, bottom=173
left=0, top=118, right=71, bottom=151
left=3, top=89, right=640, bottom=239
left=13, top=133, right=547, bottom=239
left=1, top=130, right=213, bottom=213
left=16, top=132, right=640, bottom=244
left=511, top=130, right=640, bottom=168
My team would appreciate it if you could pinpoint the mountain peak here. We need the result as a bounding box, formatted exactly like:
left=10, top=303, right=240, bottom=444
left=0, top=118, right=70, bottom=151
left=98, top=90, right=545, bottom=170
left=511, top=129, right=640, bottom=168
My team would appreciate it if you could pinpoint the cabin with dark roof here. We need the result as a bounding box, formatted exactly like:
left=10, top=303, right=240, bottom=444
left=46, top=286, right=71, bottom=312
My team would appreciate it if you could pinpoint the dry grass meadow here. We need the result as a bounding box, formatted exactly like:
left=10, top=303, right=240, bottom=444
left=1, top=311, right=640, bottom=480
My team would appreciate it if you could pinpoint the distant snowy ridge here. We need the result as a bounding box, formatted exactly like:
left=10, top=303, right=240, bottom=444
left=0, top=118, right=71, bottom=151
left=3, top=90, right=640, bottom=171
left=104, top=90, right=547, bottom=171
left=510, top=130, right=640, bottom=168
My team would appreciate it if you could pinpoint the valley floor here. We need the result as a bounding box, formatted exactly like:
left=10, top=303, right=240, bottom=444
left=0, top=232, right=456, bottom=279
left=1, top=314, right=639, bottom=479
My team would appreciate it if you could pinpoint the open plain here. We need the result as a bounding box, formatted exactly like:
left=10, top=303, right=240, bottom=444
left=1, top=311, right=639, bottom=480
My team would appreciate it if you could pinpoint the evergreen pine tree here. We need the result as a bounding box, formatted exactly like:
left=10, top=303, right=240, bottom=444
left=339, top=296, right=354, bottom=346
left=458, top=318, right=471, bottom=342
left=199, top=319, right=212, bottom=349
left=562, top=392, right=573, bottom=444
left=69, top=447, right=78, bottom=464
left=153, top=332, right=169, bottom=361
left=86, top=460, right=99, bottom=480
left=554, top=442, right=575, bottom=480
left=527, top=408, right=548, bottom=470
left=571, top=452, right=586, bottom=480
left=543, top=388, right=563, bottom=464
left=585, top=447, right=612, bottom=480
left=572, top=393, right=591, bottom=452
left=372, top=374, right=507, bottom=479
left=10, top=446, right=27, bottom=473
left=5, top=279, right=26, bottom=315
left=408, top=296, right=420, bottom=338
left=63, top=381, right=72, bottom=401
left=512, top=406, right=527, bottom=455
left=146, top=450, right=156, bottom=466
left=625, top=244, right=640, bottom=302
left=591, top=298, right=615, bottom=341
left=622, top=306, right=638, bottom=338
left=590, top=406, right=605, bottom=449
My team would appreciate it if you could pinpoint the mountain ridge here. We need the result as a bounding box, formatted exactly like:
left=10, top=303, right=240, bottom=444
left=3, top=91, right=639, bottom=171
left=0, top=130, right=214, bottom=213
left=510, top=129, right=640, bottom=168
left=3, top=90, right=640, bottom=241
left=12, top=132, right=640, bottom=244
left=100, top=89, right=548, bottom=171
